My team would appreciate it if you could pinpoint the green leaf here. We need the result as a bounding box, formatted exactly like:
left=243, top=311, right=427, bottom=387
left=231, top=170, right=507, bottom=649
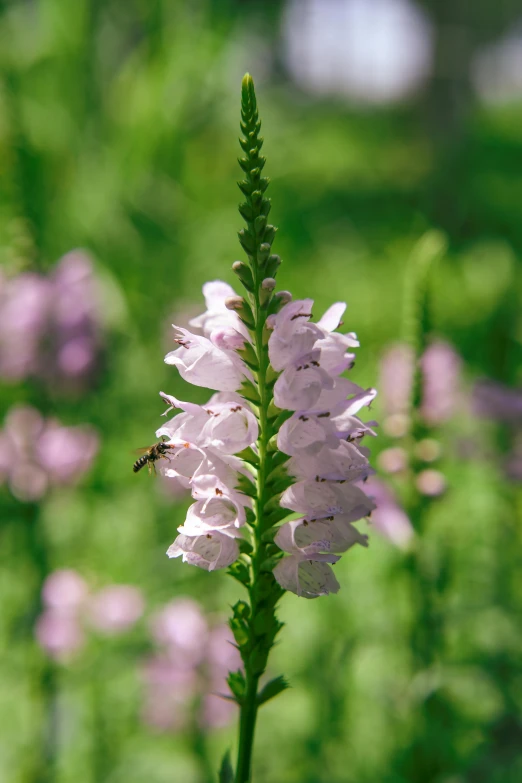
left=238, top=539, right=254, bottom=555
left=236, top=473, right=257, bottom=498
left=227, top=670, right=246, bottom=703
left=230, top=617, right=249, bottom=647
left=228, top=560, right=251, bottom=587
left=240, top=380, right=261, bottom=405
left=232, top=600, right=251, bottom=619
left=236, top=446, right=259, bottom=467
left=219, top=750, right=234, bottom=783
left=257, top=676, right=290, bottom=707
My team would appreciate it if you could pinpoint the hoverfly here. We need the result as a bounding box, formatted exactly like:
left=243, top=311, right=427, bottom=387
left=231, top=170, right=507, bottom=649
left=133, top=440, right=174, bottom=474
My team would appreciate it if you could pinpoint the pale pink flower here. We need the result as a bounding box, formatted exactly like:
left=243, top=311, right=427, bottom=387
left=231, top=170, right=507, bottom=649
left=266, top=296, right=376, bottom=596
left=280, top=479, right=375, bottom=520
left=189, top=280, right=249, bottom=341
left=167, top=532, right=239, bottom=571
left=165, top=328, right=247, bottom=391
left=159, top=283, right=377, bottom=591
left=286, top=441, right=372, bottom=483
left=273, top=552, right=341, bottom=598
left=157, top=393, right=258, bottom=454
left=275, top=516, right=368, bottom=554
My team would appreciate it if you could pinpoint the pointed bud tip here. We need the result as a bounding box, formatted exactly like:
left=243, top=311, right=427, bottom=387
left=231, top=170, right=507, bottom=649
left=275, top=291, right=292, bottom=304
left=242, top=73, right=254, bottom=90
left=225, top=295, right=244, bottom=312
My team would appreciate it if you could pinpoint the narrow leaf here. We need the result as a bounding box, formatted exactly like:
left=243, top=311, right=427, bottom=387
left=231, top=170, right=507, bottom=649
left=257, top=675, right=290, bottom=707
left=219, top=750, right=234, bottom=783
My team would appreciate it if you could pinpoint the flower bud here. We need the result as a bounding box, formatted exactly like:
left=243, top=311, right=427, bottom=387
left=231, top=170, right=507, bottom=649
left=225, top=296, right=255, bottom=329
left=260, top=278, right=276, bottom=309
left=232, top=261, right=254, bottom=292
left=275, top=291, right=291, bottom=304
left=257, top=243, right=271, bottom=263
left=267, top=290, right=292, bottom=316
left=254, top=215, right=267, bottom=236
left=225, top=296, right=245, bottom=312
left=264, top=254, right=281, bottom=278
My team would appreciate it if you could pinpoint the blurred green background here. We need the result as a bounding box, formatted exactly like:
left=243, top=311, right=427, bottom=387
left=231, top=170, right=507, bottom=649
left=1, top=1, right=522, bottom=781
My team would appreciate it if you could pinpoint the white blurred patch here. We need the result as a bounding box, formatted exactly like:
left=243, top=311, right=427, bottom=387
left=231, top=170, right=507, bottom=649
left=282, top=0, right=433, bottom=104
left=472, top=25, right=522, bottom=105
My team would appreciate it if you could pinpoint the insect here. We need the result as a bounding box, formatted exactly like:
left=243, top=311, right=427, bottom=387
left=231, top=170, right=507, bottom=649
left=133, top=440, right=174, bottom=474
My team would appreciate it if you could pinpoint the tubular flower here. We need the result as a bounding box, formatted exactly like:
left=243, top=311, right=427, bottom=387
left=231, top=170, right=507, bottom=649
left=160, top=385, right=256, bottom=570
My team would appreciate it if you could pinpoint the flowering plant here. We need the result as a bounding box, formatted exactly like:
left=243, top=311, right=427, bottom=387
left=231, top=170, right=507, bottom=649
left=144, top=75, right=377, bottom=782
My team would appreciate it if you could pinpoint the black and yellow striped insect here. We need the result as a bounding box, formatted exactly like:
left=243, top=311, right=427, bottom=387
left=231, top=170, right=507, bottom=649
left=133, top=440, right=174, bottom=474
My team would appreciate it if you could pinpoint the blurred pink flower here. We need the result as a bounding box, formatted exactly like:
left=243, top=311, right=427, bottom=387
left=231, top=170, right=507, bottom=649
left=142, top=601, right=240, bottom=733
left=36, top=422, right=99, bottom=485
left=150, top=598, right=208, bottom=665
left=35, top=609, right=84, bottom=662
left=415, top=468, right=447, bottom=497
left=366, top=476, right=414, bottom=549
left=0, top=273, right=52, bottom=381
left=88, top=585, right=144, bottom=634
left=379, top=343, right=414, bottom=417
left=0, top=405, right=99, bottom=501
left=420, top=340, right=461, bottom=425
left=141, top=657, right=198, bottom=731
left=472, top=379, right=522, bottom=422
left=377, top=446, right=408, bottom=474
left=0, top=251, right=105, bottom=390
left=42, top=569, right=89, bottom=612
left=203, top=625, right=241, bottom=729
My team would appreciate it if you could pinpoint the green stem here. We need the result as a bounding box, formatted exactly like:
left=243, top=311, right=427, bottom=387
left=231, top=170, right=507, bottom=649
left=233, top=74, right=280, bottom=783
left=235, top=275, right=270, bottom=783
left=235, top=671, right=260, bottom=783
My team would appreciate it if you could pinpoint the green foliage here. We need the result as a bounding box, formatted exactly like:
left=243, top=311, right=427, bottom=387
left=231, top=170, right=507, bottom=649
left=257, top=676, right=291, bottom=707
left=219, top=750, right=234, bottom=783
left=227, top=670, right=247, bottom=704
